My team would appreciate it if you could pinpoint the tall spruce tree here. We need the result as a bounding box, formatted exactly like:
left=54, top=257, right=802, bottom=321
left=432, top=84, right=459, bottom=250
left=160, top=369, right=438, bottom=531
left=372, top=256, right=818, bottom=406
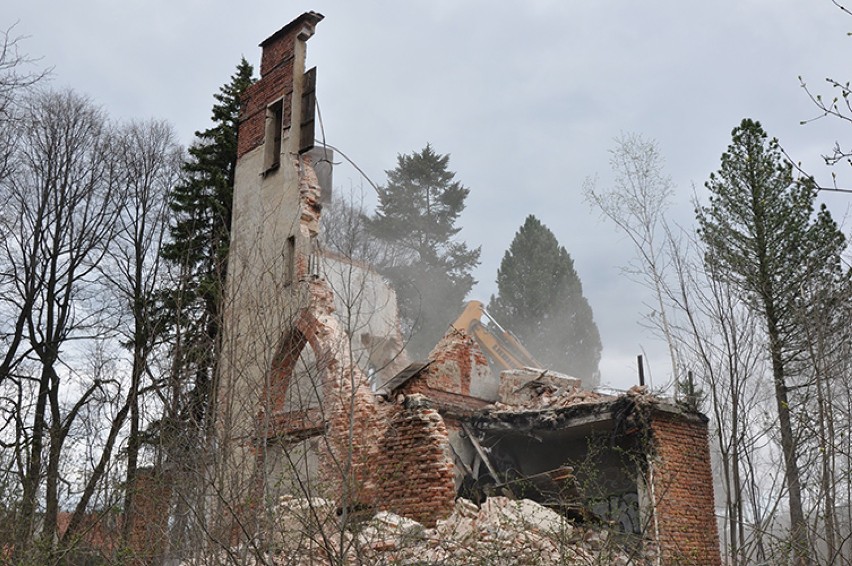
left=366, top=144, right=481, bottom=357
left=697, top=118, right=847, bottom=565
left=160, top=58, right=254, bottom=441
left=488, top=215, right=601, bottom=386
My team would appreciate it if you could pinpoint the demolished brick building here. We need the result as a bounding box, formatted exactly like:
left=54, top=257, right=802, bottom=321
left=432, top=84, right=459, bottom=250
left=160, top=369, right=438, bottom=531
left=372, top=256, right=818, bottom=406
left=214, top=12, right=722, bottom=565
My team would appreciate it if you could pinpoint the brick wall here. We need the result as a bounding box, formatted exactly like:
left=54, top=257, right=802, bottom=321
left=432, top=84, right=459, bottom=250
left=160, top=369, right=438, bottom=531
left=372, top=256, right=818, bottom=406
left=126, top=466, right=172, bottom=565
left=266, top=278, right=456, bottom=528
left=230, top=7, right=457, bottom=543
left=399, top=329, right=493, bottom=412
left=308, top=333, right=456, bottom=527
left=237, top=74, right=293, bottom=157
left=374, top=396, right=456, bottom=526
left=238, top=51, right=293, bottom=159
left=290, top=385, right=455, bottom=528
left=650, top=411, right=721, bottom=565
left=237, top=12, right=322, bottom=159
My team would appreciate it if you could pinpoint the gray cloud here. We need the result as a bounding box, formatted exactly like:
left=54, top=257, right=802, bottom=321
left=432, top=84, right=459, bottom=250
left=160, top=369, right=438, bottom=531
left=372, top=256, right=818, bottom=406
left=6, top=0, right=850, bottom=389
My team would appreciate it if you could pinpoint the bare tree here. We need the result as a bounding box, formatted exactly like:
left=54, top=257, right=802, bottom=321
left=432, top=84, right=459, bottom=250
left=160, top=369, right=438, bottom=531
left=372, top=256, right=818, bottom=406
left=584, top=133, right=680, bottom=386
left=664, top=232, right=785, bottom=565
left=0, top=94, right=189, bottom=565
left=1, top=89, right=120, bottom=560
left=83, top=119, right=181, bottom=552
left=0, top=25, right=46, bottom=113
left=796, top=1, right=852, bottom=194
left=320, top=187, right=384, bottom=265
left=586, top=133, right=840, bottom=565
left=0, top=24, right=48, bottom=186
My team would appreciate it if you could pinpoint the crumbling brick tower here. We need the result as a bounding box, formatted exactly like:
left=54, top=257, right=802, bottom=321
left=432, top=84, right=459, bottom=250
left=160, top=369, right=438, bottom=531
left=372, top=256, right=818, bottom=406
left=213, top=11, right=453, bottom=540
left=215, top=11, right=330, bottom=536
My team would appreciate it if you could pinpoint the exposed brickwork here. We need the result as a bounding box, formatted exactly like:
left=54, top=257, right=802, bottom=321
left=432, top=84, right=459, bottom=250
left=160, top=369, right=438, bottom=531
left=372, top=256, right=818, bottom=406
left=228, top=8, right=456, bottom=548
left=297, top=152, right=323, bottom=238
left=55, top=467, right=171, bottom=565
left=238, top=54, right=293, bottom=159
left=56, top=513, right=120, bottom=561
left=321, top=367, right=386, bottom=506
left=259, top=13, right=322, bottom=75
left=237, top=12, right=322, bottom=159
left=399, top=329, right=492, bottom=406
left=424, top=330, right=486, bottom=396
left=374, top=398, right=456, bottom=526
left=260, top=29, right=297, bottom=76
left=127, top=467, right=172, bottom=565
left=263, top=407, right=325, bottom=440
left=267, top=279, right=456, bottom=527
left=399, top=384, right=491, bottom=414
left=650, top=411, right=721, bottom=565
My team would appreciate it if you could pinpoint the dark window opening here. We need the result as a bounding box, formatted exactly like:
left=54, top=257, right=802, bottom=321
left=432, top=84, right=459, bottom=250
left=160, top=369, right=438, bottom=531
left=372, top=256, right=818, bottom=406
left=264, top=98, right=284, bottom=172
left=285, top=235, right=296, bottom=286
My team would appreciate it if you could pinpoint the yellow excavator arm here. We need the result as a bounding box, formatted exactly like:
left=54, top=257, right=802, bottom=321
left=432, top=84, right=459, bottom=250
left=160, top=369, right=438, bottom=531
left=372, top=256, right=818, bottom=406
left=451, top=300, right=541, bottom=371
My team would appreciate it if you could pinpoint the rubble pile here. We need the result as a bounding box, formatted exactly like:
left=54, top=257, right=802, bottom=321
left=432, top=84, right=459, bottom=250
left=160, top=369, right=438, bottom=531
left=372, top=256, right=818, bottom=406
left=491, top=380, right=658, bottom=413
left=268, top=495, right=349, bottom=566
left=356, top=497, right=651, bottom=565
left=491, top=381, right=614, bottom=412
left=206, top=495, right=652, bottom=565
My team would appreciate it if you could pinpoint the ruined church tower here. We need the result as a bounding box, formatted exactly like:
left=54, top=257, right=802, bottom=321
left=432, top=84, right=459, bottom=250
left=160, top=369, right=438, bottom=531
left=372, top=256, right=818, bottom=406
left=214, top=11, right=328, bottom=529
left=212, top=12, right=423, bottom=540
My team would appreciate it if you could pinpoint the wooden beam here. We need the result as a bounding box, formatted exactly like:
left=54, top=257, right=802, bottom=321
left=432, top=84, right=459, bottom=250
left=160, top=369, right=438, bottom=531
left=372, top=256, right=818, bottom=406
left=461, top=423, right=502, bottom=485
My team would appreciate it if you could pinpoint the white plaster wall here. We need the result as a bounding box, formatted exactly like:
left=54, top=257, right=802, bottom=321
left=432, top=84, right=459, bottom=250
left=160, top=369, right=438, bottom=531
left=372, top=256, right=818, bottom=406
left=319, top=253, right=407, bottom=385
left=219, top=148, right=307, bottom=441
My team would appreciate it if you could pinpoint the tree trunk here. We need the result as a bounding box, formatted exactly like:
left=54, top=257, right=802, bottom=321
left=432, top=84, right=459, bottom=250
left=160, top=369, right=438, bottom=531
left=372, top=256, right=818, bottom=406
left=62, top=394, right=132, bottom=546
left=14, top=370, right=49, bottom=558
left=814, top=356, right=837, bottom=563
left=765, top=310, right=810, bottom=565
left=42, top=362, right=63, bottom=553
left=122, top=330, right=145, bottom=544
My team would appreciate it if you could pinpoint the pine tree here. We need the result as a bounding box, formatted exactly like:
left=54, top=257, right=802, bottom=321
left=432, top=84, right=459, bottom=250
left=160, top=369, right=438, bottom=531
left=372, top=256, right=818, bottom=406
left=488, top=215, right=601, bottom=386
left=154, top=58, right=255, bottom=554
left=366, top=144, right=481, bottom=357
left=160, top=58, right=254, bottom=435
left=697, top=118, right=848, bottom=564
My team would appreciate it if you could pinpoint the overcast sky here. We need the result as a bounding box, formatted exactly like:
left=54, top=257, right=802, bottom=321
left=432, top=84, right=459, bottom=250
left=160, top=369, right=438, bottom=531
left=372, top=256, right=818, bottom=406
left=5, top=1, right=852, bottom=390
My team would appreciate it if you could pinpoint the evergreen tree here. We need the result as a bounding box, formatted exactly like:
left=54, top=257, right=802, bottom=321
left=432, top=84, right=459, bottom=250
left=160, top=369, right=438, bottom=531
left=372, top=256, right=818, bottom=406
left=366, top=144, right=481, bottom=357
left=697, top=118, right=848, bottom=564
left=488, top=215, right=601, bottom=386
left=160, top=58, right=254, bottom=435
left=155, top=58, right=254, bottom=554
